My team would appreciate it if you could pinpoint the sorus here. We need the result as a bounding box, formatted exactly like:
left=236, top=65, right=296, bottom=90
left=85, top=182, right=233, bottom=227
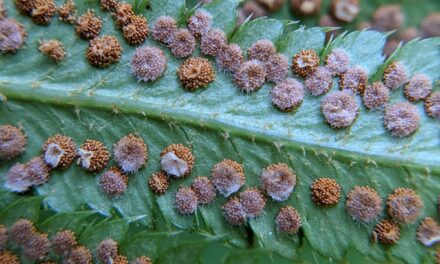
left=0, top=124, right=27, bottom=160
left=77, top=139, right=109, bottom=173
left=38, top=39, right=66, bottom=62
left=51, top=230, right=77, bottom=256
left=75, top=10, right=102, bottom=40
left=191, top=176, right=216, bottom=204
left=148, top=171, right=170, bottom=195
left=372, top=219, right=400, bottom=245
left=113, top=133, right=148, bottom=173
left=260, top=163, right=296, bottom=201
left=276, top=206, right=302, bottom=234
left=175, top=186, right=198, bottom=215
left=416, top=217, right=440, bottom=246
left=160, top=144, right=195, bottom=178
left=292, top=49, right=319, bottom=77
left=211, top=159, right=245, bottom=197
left=42, top=134, right=77, bottom=169
left=346, top=186, right=382, bottom=223
left=271, top=78, right=305, bottom=112
left=178, top=57, right=215, bottom=91
left=239, top=188, right=266, bottom=218
left=310, top=178, right=341, bottom=206
left=234, top=60, right=267, bottom=93
left=387, top=188, right=423, bottom=224
left=321, top=91, right=359, bottom=128
left=222, top=197, right=247, bottom=225
left=187, top=9, right=212, bottom=37
left=384, top=102, right=420, bottom=137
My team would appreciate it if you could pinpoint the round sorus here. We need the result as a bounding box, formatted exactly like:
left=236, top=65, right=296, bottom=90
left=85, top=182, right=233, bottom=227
left=321, top=91, right=359, bottom=128
left=168, top=29, right=196, bottom=58
left=178, top=57, right=215, bottom=91
left=0, top=125, right=27, bottom=160
left=310, top=178, right=341, bottom=206
left=248, top=39, right=277, bottom=62
left=66, top=246, right=92, bottom=264
left=292, top=49, right=320, bottom=77
left=175, top=187, right=198, bottom=215
left=160, top=144, right=195, bottom=178
left=362, top=81, right=390, bottom=110
left=131, top=46, right=167, bottom=82
left=4, top=163, right=32, bottom=193
left=0, top=0, right=6, bottom=19
left=222, top=197, right=246, bottom=225
left=421, top=13, right=440, bottom=38
left=372, top=219, right=400, bottom=245
left=0, top=225, right=7, bottom=251
left=38, top=40, right=65, bottom=62
left=291, top=0, right=321, bottom=16
left=9, top=219, right=36, bottom=245
left=240, top=188, right=266, bottom=218
left=339, top=66, right=367, bottom=94
left=75, top=10, right=102, bottom=40
left=416, top=217, right=440, bottom=246
left=325, top=49, right=350, bottom=76
left=216, top=44, right=244, bottom=73
left=271, top=78, right=305, bottom=112
left=382, top=61, right=408, bottom=90
left=404, top=74, right=432, bottom=102
left=114, top=2, right=135, bottom=28
left=42, top=134, right=76, bottom=169
left=0, top=19, right=27, bottom=54
left=211, top=159, right=245, bottom=197
left=387, top=188, right=423, bottom=224
left=305, top=66, right=333, bottom=96
left=191, top=176, right=216, bottom=204
left=100, top=0, right=119, bottom=12
left=23, top=233, right=50, bottom=260
left=15, top=0, right=33, bottom=14
left=424, top=91, right=440, bottom=119
left=261, top=163, right=296, bottom=202
left=122, top=15, right=149, bottom=46
left=100, top=167, right=128, bottom=197
left=330, top=0, right=360, bottom=23
left=265, top=53, right=289, bottom=83
left=78, top=139, right=109, bottom=173
left=148, top=171, right=170, bottom=195
left=346, top=186, right=382, bottom=223
left=276, top=206, right=302, bottom=234
left=58, top=0, right=76, bottom=23
left=86, top=35, right=122, bottom=68
left=257, top=0, right=284, bottom=11
left=201, top=28, right=227, bottom=57
left=133, top=256, right=152, bottom=264
left=234, top=60, right=267, bottom=93
left=114, top=255, right=129, bottom=264
left=97, top=239, right=118, bottom=264
left=371, top=5, right=404, bottom=31
left=0, top=251, right=19, bottom=264
left=26, top=156, right=51, bottom=185
left=51, top=230, right=77, bottom=256
left=152, top=16, right=177, bottom=44
left=113, top=134, right=148, bottom=173
left=187, top=9, right=212, bottom=37
left=384, top=102, right=420, bottom=137
left=31, top=0, right=56, bottom=24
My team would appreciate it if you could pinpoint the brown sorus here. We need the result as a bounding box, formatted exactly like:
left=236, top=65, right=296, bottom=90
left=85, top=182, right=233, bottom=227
left=387, top=188, right=423, bottom=224
left=175, top=186, right=198, bottom=215
left=66, top=246, right=92, bottom=264
left=76, top=10, right=102, bottom=40
left=101, top=0, right=119, bottom=12
left=291, top=0, right=321, bottom=16
left=38, top=40, right=66, bottom=62
left=122, top=15, right=149, bottom=46
left=222, top=197, right=246, bottom=225
left=0, top=251, right=20, bottom=264
left=31, top=0, right=56, bottom=24
left=276, top=206, right=302, bottom=234
left=160, top=144, right=195, bottom=178
left=346, top=186, right=382, bottom=223
left=416, top=217, right=440, bottom=246
left=292, top=49, right=319, bottom=77
left=78, top=139, right=109, bottom=173
left=0, top=125, right=27, bottom=160
left=191, top=176, right=216, bottom=204
left=240, top=188, right=266, bottom=218
left=331, top=0, right=360, bottom=23
left=261, top=163, right=296, bottom=201
left=26, top=156, right=51, bottom=185
left=373, top=219, right=400, bottom=245
left=42, top=134, right=77, bottom=169
left=339, top=66, right=368, bottom=94
left=100, top=167, right=128, bottom=197
left=311, top=178, right=341, bottom=206
left=425, top=91, right=440, bottom=119
left=51, top=230, right=77, bottom=256
left=58, top=0, right=76, bottom=23
left=114, top=2, right=135, bottom=28
left=113, top=134, right=148, bottom=173
left=0, top=0, right=7, bottom=19
left=23, top=233, right=50, bottom=260
left=211, top=159, right=245, bottom=197
left=9, top=219, right=36, bottom=245
left=148, top=171, right=170, bottom=195
left=178, top=57, right=215, bottom=91
left=97, top=239, right=118, bottom=264
left=86, top=35, right=122, bottom=68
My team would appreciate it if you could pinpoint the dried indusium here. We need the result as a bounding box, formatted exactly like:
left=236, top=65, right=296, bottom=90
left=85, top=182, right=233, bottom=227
left=291, top=0, right=321, bottom=16
left=38, top=40, right=65, bottom=62
left=66, top=246, right=92, bottom=264
left=384, top=102, right=420, bottom=137
left=216, top=44, right=244, bottom=73
left=325, top=49, right=350, bottom=76
left=417, top=217, right=440, bottom=246
left=148, top=171, right=170, bottom=195
left=321, top=91, right=359, bottom=128
left=23, top=233, right=50, bottom=260
left=100, top=167, right=128, bottom=197
left=223, top=197, right=246, bottom=225
left=261, top=163, right=296, bottom=201
left=265, top=53, right=289, bottom=83
left=31, top=0, right=56, bottom=24
left=76, top=10, right=102, bottom=40
left=201, top=29, right=227, bottom=57
left=114, top=134, right=148, bottom=173
left=373, top=219, right=400, bottom=245
left=5, top=163, right=32, bottom=192
left=191, top=177, right=216, bottom=204
left=175, top=187, right=198, bottom=215
left=276, top=206, right=302, bottom=234
left=26, top=156, right=51, bottom=185
left=187, top=9, right=212, bottom=37
left=160, top=144, right=194, bottom=178
left=387, top=188, right=423, bottom=224
left=9, top=219, right=36, bottom=245
left=425, top=92, right=440, bottom=119
left=178, top=57, right=215, bottom=91
left=78, top=139, right=109, bottom=173
left=383, top=61, right=408, bottom=90
left=0, top=19, right=27, bottom=53
left=248, top=39, right=276, bottom=62
left=122, top=15, right=149, bottom=46
left=152, top=16, right=177, bottom=44
left=271, top=78, right=305, bottom=112
left=211, top=159, right=245, bottom=197
left=0, top=251, right=20, bottom=264
left=86, top=35, right=122, bottom=68
left=240, top=188, right=266, bottom=218
left=52, top=230, right=77, bottom=256
left=42, top=134, right=76, bottom=169
left=340, top=66, right=367, bottom=94
left=131, top=47, right=167, bottom=82
left=346, top=186, right=382, bottom=223
left=58, top=0, right=76, bottom=23
left=311, top=178, right=341, bottom=206
left=404, top=74, right=432, bottom=102
left=234, top=60, right=267, bottom=93
left=292, top=49, right=319, bottom=77
left=97, top=239, right=118, bottom=264
left=0, top=125, right=27, bottom=160
left=168, top=29, right=196, bottom=58
left=331, top=0, right=360, bottom=23
left=305, top=66, right=333, bottom=96
left=362, top=81, right=389, bottom=110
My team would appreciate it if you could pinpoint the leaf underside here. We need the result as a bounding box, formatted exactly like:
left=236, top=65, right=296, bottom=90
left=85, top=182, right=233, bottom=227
left=0, top=0, right=439, bottom=263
